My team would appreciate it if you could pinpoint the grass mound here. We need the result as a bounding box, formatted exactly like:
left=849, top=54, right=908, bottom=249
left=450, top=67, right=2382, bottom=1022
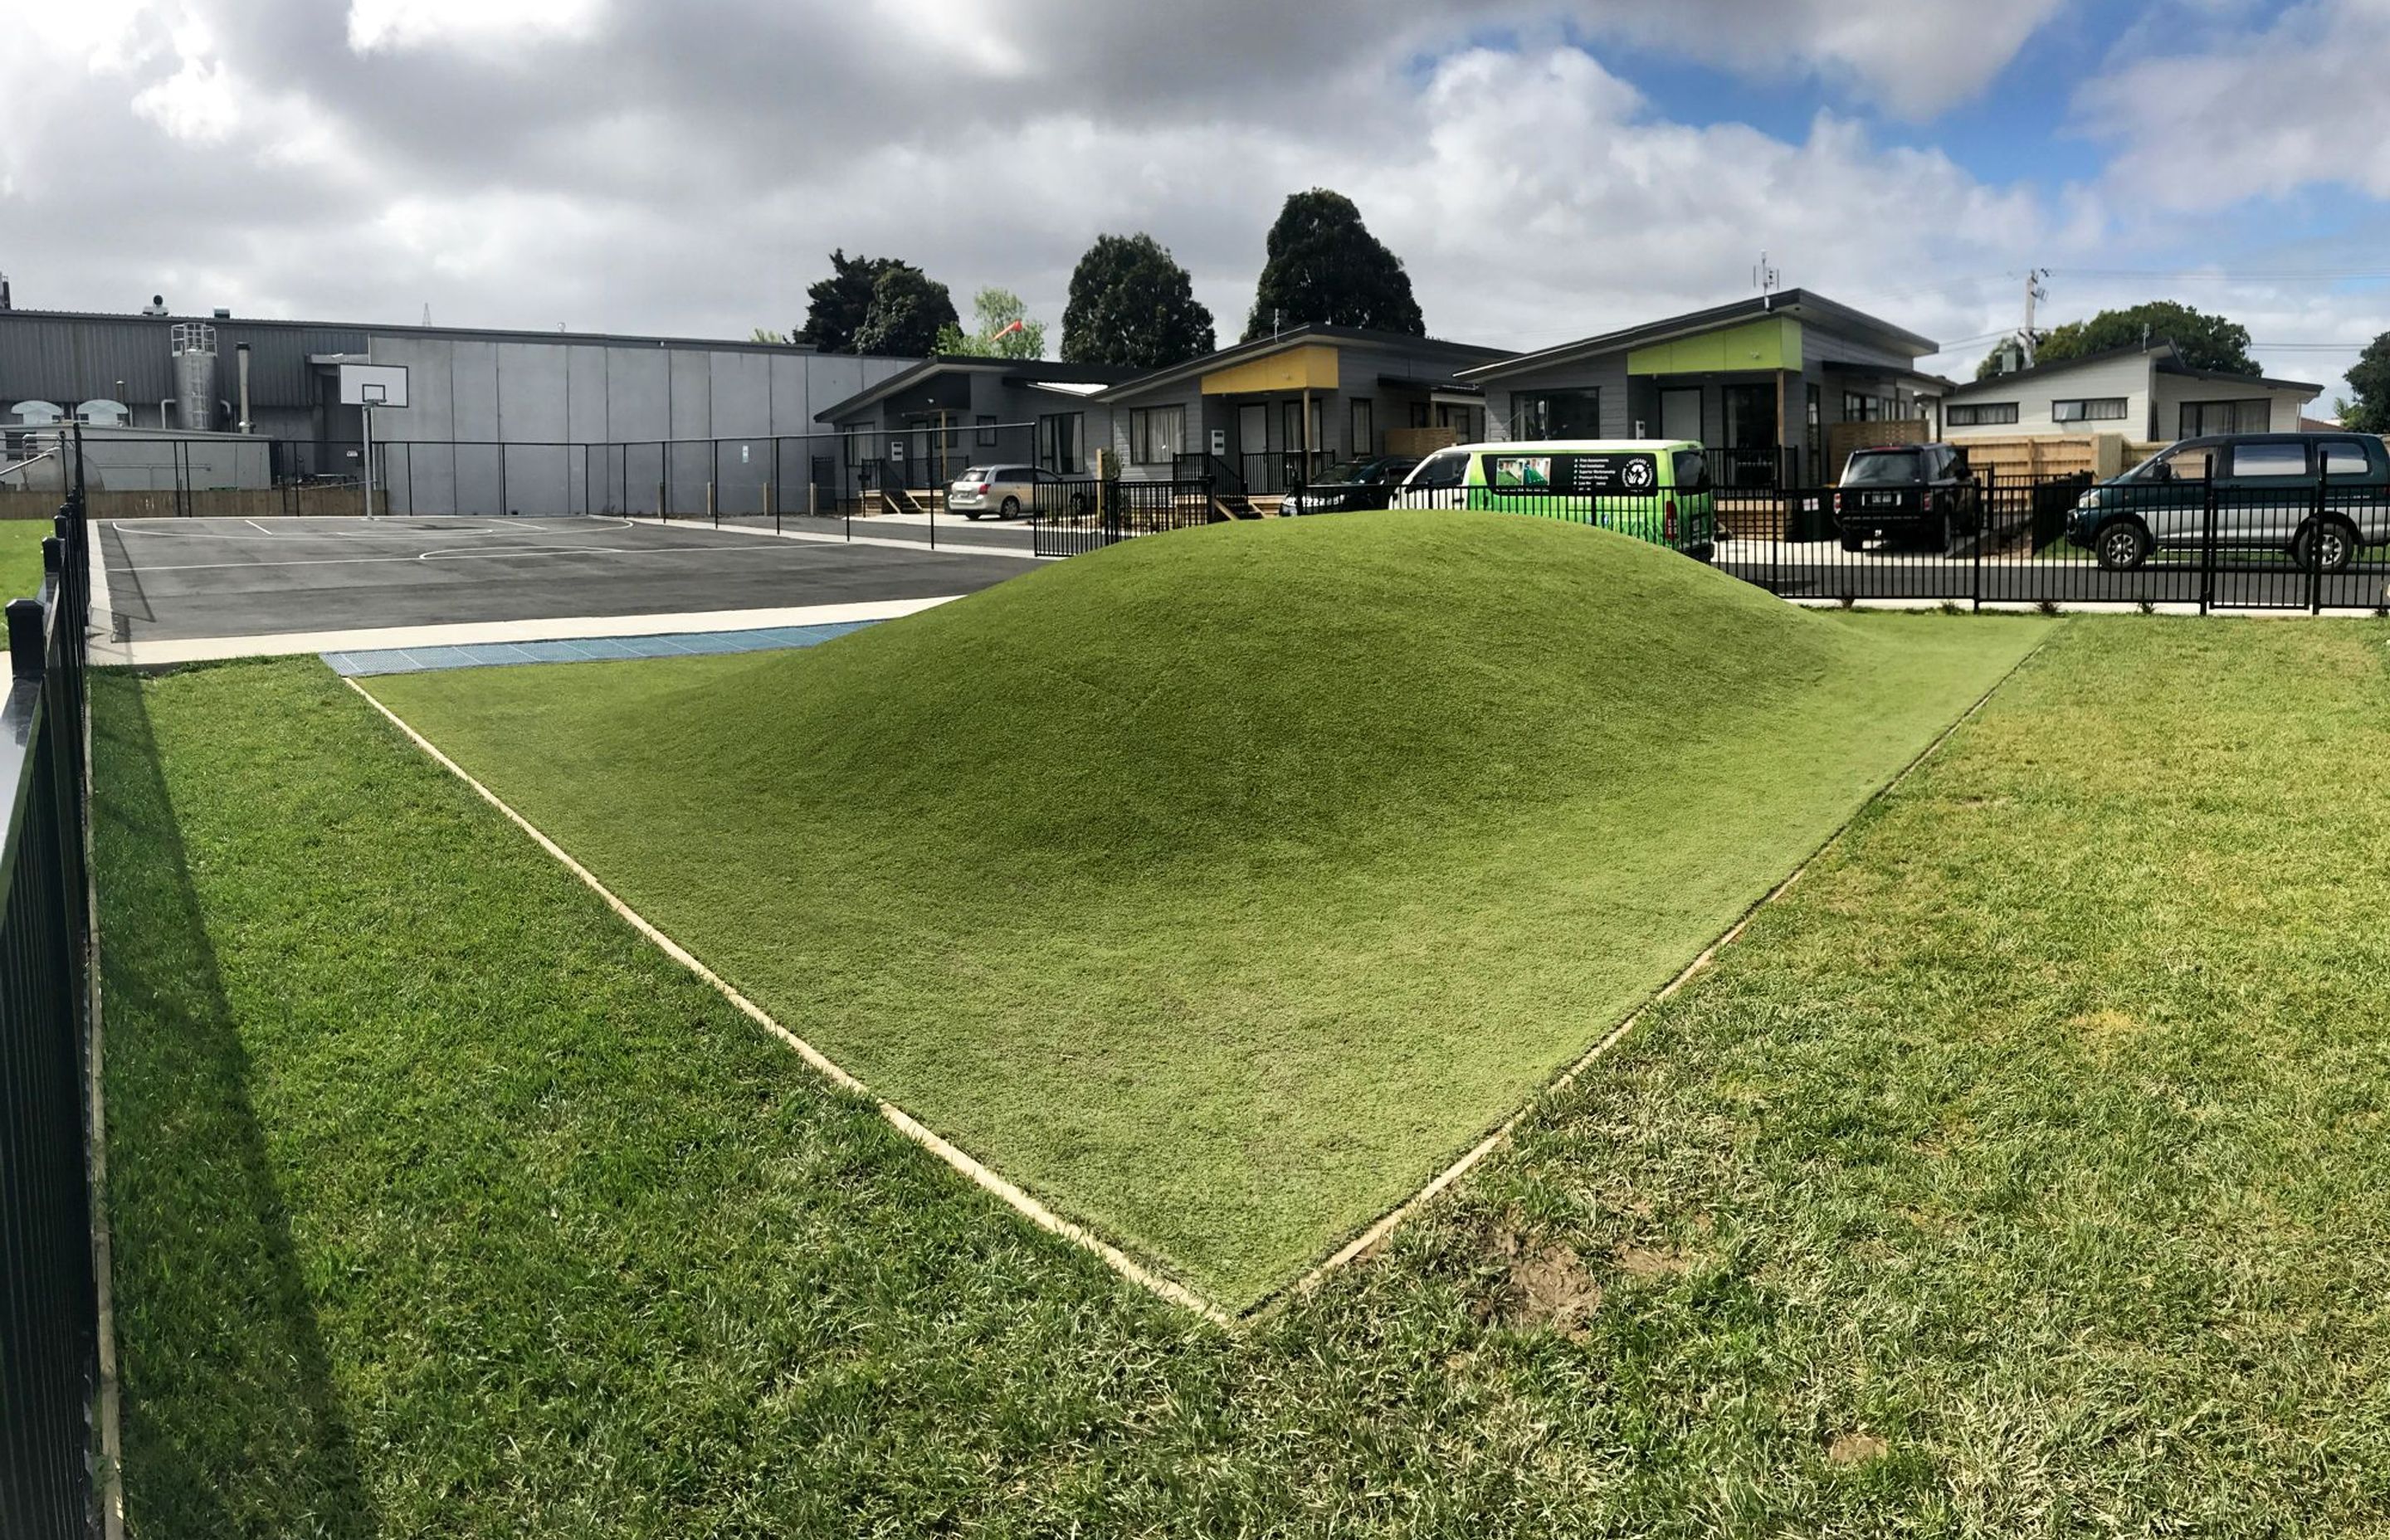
left=373, top=512, right=2045, bottom=1304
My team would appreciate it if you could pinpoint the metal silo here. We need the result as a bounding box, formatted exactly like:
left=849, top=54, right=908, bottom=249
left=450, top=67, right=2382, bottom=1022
left=170, top=320, right=217, bottom=431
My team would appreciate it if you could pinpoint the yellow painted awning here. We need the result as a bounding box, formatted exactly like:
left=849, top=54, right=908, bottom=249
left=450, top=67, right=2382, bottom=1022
left=1627, top=316, right=1802, bottom=376
left=1202, top=344, right=1340, bottom=396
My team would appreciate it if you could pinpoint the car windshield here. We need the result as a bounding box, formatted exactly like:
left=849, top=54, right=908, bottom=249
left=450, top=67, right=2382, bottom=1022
left=956, top=467, right=990, bottom=481
left=1311, top=461, right=1369, bottom=485
left=1842, top=451, right=1922, bottom=486
left=1407, top=451, right=1470, bottom=490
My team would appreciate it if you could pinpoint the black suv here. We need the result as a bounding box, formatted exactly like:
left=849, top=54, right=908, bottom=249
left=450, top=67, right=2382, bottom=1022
left=1836, top=442, right=1982, bottom=553
left=1283, top=456, right=1422, bottom=514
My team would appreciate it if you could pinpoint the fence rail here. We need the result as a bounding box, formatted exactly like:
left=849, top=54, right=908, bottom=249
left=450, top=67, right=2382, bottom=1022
left=0, top=426, right=101, bottom=1538
left=1028, top=479, right=1218, bottom=558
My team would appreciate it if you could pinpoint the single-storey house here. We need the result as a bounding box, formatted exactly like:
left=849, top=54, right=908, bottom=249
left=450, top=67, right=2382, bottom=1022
left=815, top=355, right=1145, bottom=490
left=1939, top=340, right=2322, bottom=445
left=1085, top=326, right=1514, bottom=492
left=1456, top=290, right=1945, bottom=487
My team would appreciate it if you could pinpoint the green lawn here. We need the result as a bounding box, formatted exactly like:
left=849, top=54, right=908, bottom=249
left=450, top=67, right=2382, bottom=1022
left=367, top=513, right=2045, bottom=1304
left=0, top=516, right=57, bottom=599
left=98, top=616, right=2390, bottom=1535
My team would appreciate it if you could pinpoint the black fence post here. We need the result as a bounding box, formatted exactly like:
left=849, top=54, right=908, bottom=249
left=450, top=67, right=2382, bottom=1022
left=1973, top=470, right=1986, bottom=612
left=2310, top=465, right=2328, bottom=616
left=2199, top=477, right=2217, bottom=616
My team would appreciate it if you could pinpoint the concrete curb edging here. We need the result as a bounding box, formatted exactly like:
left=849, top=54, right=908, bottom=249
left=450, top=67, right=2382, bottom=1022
left=344, top=677, right=1232, bottom=1328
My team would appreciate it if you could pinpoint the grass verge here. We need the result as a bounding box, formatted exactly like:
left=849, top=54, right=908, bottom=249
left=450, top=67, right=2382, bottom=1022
left=365, top=513, right=2046, bottom=1304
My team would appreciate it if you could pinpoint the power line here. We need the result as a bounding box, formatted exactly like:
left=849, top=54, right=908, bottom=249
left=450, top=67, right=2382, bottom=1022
left=2049, top=267, right=2390, bottom=283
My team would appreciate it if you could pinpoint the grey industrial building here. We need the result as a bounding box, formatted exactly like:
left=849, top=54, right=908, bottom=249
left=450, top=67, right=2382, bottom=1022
left=0, top=303, right=913, bottom=514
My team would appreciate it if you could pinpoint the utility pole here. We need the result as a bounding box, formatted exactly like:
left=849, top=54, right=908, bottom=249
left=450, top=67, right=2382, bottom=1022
left=2021, top=269, right=2050, bottom=367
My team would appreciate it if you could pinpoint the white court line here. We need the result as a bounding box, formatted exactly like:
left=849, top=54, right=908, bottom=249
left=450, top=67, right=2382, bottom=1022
left=346, top=678, right=1231, bottom=1327
left=244, top=519, right=275, bottom=537
left=89, top=594, right=965, bottom=667
left=622, top=514, right=1046, bottom=563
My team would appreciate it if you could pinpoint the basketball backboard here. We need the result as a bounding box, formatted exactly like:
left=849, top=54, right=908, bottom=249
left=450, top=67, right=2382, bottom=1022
left=339, top=363, right=410, bottom=408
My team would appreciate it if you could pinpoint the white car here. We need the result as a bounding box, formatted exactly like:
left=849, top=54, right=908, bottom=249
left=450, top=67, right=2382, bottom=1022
left=947, top=465, right=1091, bottom=520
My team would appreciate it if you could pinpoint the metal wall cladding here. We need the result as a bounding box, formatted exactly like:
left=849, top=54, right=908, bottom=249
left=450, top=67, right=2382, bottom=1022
left=0, top=314, right=367, bottom=410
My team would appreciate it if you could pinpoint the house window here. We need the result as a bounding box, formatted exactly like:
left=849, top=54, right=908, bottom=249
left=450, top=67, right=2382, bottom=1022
left=1036, top=412, right=1085, bottom=474
left=1948, top=402, right=2019, bottom=426
left=1409, top=401, right=1432, bottom=430
left=2052, top=397, right=2127, bottom=423
left=2179, top=398, right=2271, bottom=437
left=1350, top=398, right=1374, bottom=458
left=1841, top=392, right=1887, bottom=423
left=1128, top=405, right=1186, bottom=464
left=1512, top=389, right=1597, bottom=438
left=847, top=428, right=877, bottom=460
left=1436, top=402, right=1481, bottom=440
left=975, top=414, right=997, bottom=447
left=1278, top=398, right=1324, bottom=456
left=1725, top=384, right=1778, bottom=447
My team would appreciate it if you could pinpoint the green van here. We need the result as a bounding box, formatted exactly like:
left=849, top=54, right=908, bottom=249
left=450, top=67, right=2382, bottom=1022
left=1392, top=438, right=1718, bottom=562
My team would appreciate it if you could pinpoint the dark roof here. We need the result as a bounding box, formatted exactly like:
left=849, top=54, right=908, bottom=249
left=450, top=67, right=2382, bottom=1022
left=1944, top=338, right=2322, bottom=400
left=1822, top=359, right=1960, bottom=392
left=812, top=355, right=1143, bottom=422
left=1457, top=290, right=1937, bottom=383
left=1941, top=339, right=2173, bottom=398
left=2153, top=358, right=2323, bottom=395
left=1378, top=374, right=1482, bottom=395
left=1093, top=325, right=1514, bottom=403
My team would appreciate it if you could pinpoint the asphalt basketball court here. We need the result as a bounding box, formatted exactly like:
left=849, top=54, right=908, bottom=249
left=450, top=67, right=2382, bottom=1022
left=93, top=513, right=1039, bottom=665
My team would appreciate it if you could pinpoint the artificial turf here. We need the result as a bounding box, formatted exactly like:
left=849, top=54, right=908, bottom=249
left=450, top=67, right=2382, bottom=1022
left=96, top=617, right=2390, bottom=1535
left=367, top=511, right=2045, bottom=1304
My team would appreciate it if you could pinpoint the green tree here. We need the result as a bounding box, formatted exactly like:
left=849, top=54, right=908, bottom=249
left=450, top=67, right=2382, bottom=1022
left=933, top=286, right=1047, bottom=359
left=2337, top=333, right=2390, bottom=433
left=1243, top=189, right=1424, bottom=343
left=849, top=265, right=960, bottom=358
left=2036, top=300, right=2256, bottom=375
left=1060, top=233, right=1217, bottom=368
left=795, top=250, right=893, bottom=353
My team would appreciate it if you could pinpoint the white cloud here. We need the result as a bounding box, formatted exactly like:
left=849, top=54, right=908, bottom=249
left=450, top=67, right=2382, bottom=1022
left=346, top=0, right=607, bottom=55
left=5, top=0, right=2387, bottom=405
left=2078, top=0, right=2390, bottom=211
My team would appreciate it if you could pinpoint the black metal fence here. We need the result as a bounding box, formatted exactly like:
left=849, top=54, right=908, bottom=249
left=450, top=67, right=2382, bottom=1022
left=1710, top=470, right=2390, bottom=614
left=1351, top=469, right=2390, bottom=615
left=0, top=434, right=101, bottom=1538
left=1028, top=478, right=1218, bottom=558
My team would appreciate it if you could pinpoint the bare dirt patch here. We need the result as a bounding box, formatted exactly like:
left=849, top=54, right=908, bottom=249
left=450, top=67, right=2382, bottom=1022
left=1826, top=1430, right=1890, bottom=1466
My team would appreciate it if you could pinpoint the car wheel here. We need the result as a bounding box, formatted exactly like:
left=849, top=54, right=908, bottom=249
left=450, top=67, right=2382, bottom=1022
left=2294, top=519, right=2357, bottom=573
left=1839, top=532, right=1865, bottom=553
left=1069, top=492, right=1090, bottom=516
left=963, top=510, right=984, bottom=521
left=2096, top=521, right=2152, bottom=572
left=1937, top=513, right=1955, bottom=556
left=1000, top=495, right=1021, bottom=519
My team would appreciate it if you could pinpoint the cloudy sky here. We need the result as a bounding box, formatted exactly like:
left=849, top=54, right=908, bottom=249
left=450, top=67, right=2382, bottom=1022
left=7, top=0, right=2388, bottom=399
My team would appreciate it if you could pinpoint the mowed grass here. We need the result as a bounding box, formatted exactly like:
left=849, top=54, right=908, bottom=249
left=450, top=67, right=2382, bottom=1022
left=368, top=512, right=2045, bottom=1303
left=98, top=619, right=2390, bottom=1535
left=0, top=515, right=59, bottom=599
